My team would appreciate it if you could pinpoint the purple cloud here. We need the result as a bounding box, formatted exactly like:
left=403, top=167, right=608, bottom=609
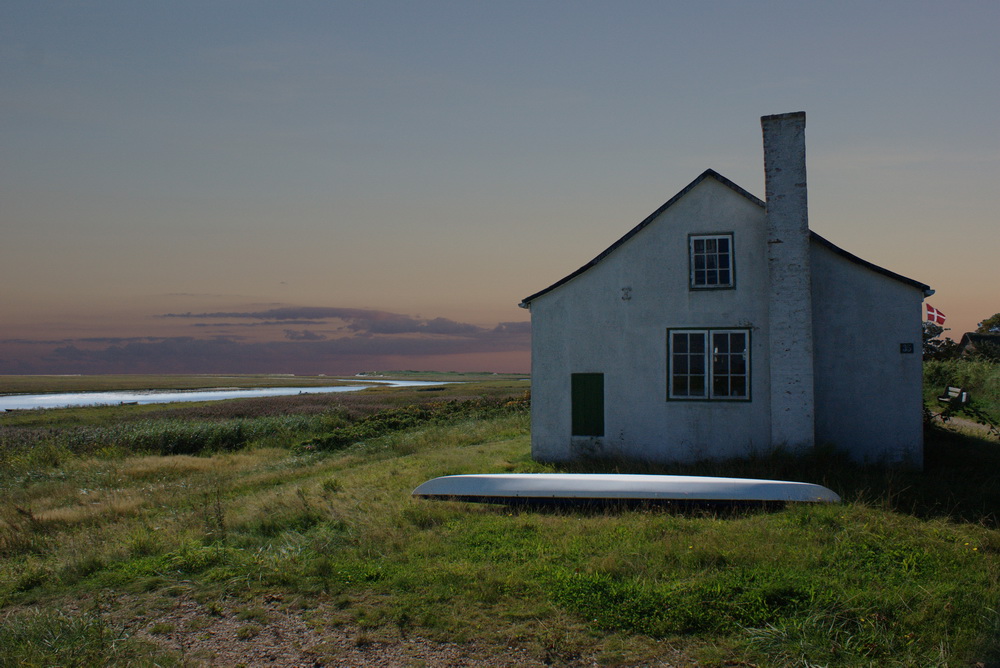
left=284, top=330, right=328, bottom=341
left=1, top=309, right=531, bottom=375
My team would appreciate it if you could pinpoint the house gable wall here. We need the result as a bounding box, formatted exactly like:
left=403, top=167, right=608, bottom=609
left=529, top=177, right=773, bottom=463
left=811, top=242, right=925, bottom=465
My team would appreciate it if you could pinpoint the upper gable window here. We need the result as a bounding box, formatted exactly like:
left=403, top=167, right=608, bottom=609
left=689, top=234, right=734, bottom=289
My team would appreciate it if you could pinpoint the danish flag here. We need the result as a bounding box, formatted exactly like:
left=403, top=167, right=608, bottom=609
left=926, top=304, right=946, bottom=325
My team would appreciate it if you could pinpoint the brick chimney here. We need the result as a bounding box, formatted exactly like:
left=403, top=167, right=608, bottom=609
left=761, top=111, right=816, bottom=449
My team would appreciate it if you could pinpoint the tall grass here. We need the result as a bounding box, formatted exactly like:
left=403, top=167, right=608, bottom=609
left=0, top=395, right=529, bottom=478
left=0, top=414, right=338, bottom=476
left=299, top=395, right=530, bottom=451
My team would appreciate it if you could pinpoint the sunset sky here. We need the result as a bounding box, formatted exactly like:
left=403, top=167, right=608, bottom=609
left=2, top=1, right=997, bottom=375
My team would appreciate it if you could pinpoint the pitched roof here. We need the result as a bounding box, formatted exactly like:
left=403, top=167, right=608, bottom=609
left=519, top=170, right=931, bottom=307
left=808, top=231, right=931, bottom=295
left=959, top=332, right=1000, bottom=347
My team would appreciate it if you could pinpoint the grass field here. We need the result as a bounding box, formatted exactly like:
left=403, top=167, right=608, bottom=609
left=1, top=373, right=999, bottom=666
left=0, top=374, right=367, bottom=395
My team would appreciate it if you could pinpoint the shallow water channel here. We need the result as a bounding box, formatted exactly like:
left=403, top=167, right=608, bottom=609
left=0, top=380, right=450, bottom=411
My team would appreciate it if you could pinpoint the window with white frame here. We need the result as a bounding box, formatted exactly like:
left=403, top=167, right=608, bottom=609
left=689, top=234, right=734, bottom=288
left=668, top=329, right=749, bottom=400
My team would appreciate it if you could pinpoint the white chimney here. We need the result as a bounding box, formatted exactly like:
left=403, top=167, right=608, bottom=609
left=761, top=111, right=816, bottom=449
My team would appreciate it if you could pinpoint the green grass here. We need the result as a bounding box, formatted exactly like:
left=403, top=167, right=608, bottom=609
left=0, top=597, right=175, bottom=667
left=1, top=376, right=998, bottom=666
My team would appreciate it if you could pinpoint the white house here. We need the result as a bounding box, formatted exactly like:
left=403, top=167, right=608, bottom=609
left=519, top=112, right=932, bottom=467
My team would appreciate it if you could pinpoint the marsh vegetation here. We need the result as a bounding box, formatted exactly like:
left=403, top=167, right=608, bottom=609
left=1, top=372, right=998, bottom=666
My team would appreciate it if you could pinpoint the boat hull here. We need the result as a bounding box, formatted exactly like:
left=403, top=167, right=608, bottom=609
left=412, top=473, right=840, bottom=504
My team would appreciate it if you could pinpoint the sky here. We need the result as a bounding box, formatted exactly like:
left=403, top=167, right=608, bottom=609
left=2, top=1, right=997, bottom=375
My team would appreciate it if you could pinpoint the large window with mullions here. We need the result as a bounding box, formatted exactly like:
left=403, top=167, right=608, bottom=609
left=668, top=329, right=750, bottom=400
left=689, top=234, right=734, bottom=289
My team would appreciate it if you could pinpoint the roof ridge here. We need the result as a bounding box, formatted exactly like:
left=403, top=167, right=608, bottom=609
left=519, top=171, right=931, bottom=307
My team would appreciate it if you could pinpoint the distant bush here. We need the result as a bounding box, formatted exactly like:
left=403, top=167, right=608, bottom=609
left=971, top=341, right=1000, bottom=364
left=925, top=359, right=1000, bottom=408
left=927, top=358, right=996, bottom=389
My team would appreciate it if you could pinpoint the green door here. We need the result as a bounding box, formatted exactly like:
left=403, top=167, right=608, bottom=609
left=571, top=373, right=604, bottom=437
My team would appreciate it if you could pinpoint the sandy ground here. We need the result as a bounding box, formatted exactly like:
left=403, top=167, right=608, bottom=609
left=130, top=594, right=696, bottom=667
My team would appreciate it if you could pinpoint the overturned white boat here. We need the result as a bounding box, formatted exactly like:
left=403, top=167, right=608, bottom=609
left=412, top=473, right=840, bottom=504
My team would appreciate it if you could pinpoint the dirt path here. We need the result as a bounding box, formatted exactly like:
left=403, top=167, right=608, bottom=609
left=937, top=414, right=997, bottom=437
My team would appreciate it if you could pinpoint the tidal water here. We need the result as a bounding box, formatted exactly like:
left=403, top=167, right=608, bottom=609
left=0, top=380, right=450, bottom=411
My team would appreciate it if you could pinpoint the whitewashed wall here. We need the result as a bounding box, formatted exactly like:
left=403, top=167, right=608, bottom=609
left=810, top=243, right=925, bottom=466
left=529, top=177, right=774, bottom=463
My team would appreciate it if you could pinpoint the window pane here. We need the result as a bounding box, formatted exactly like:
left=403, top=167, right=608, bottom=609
left=713, top=334, right=729, bottom=353
left=690, top=376, right=704, bottom=396
left=693, top=239, right=705, bottom=253
left=714, top=376, right=729, bottom=396
left=731, top=376, right=746, bottom=397
left=714, top=355, right=729, bottom=374
left=732, top=356, right=746, bottom=374
left=717, top=237, right=729, bottom=252
left=690, top=334, right=705, bottom=353
left=691, top=354, right=705, bottom=374
left=705, top=239, right=716, bottom=252
left=673, top=333, right=688, bottom=353
left=674, top=355, right=688, bottom=374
